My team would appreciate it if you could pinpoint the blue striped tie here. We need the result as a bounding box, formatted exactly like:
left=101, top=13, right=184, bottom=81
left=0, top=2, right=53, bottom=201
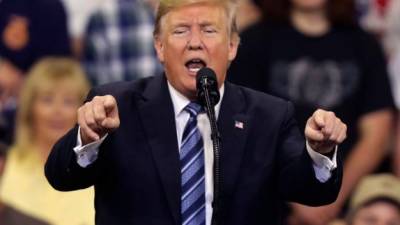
left=180, top=102, right=206, bottom=225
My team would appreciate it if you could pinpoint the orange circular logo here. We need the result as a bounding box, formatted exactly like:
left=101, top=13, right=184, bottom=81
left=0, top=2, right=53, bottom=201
left=2, top=15, right=30, bottom=51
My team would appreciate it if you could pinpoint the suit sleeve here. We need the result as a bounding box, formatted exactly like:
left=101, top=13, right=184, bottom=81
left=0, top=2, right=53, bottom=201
left=45, top=88, right=105, bottom=191
left=277, top=102, right=343, bottom=206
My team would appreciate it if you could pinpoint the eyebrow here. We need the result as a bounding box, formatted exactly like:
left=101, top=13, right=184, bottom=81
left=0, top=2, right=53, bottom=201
left=170, top=21, right=219, bottom=29
left=200, top=22, right=218, bottom=28
left=170, top=22, right=190, bottom=29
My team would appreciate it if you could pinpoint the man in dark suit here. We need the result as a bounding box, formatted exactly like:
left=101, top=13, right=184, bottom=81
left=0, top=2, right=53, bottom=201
left=45, top=0, right=347, bottom=225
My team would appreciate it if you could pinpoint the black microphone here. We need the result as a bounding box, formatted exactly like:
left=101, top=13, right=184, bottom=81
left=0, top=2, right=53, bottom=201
left=196, top=67, right=220, bottom=107
left=196, top=67, right=221, bottom=225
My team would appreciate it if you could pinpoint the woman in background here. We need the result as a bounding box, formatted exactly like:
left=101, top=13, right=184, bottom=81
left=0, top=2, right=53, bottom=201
left=0, top=57, right=94, bottom=225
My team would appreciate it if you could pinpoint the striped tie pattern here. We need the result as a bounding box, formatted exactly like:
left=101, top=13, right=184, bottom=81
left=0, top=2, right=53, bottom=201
left=180, top=102, right=206, bottom=225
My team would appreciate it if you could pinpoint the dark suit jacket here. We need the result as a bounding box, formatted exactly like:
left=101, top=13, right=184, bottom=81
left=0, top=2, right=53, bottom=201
left=45, top=75, right=342, bottom=225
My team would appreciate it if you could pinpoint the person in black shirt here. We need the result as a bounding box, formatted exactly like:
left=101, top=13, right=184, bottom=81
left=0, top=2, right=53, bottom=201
left=0, top=0, right=71, bottom=72
left=229, top=0, right=395, bottom=224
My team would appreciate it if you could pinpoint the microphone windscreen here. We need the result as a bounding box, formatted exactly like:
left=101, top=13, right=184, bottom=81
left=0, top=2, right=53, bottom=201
left=196, top=67, right=220, bottom=107
left=196, top=67, right=216, bottom=83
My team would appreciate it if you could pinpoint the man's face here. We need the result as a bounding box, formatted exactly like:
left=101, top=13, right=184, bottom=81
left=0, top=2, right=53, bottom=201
left=352, top=202, right=400, bottom=225
left=154, top=2, right=239, bottom=99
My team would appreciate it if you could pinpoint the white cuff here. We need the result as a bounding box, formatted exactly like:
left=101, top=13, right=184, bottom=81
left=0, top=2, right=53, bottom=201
left=73, top=127, right=108, bottom=168
left=306, top=141, right=338, bottom=183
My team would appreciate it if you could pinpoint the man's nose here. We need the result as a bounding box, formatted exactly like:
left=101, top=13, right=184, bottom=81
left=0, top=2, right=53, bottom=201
left=187, top=29, right=203, bottom=50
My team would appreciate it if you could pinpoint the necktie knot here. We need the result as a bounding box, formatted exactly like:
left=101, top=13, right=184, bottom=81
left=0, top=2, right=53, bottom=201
left=184, top=102, right=203, bottom=117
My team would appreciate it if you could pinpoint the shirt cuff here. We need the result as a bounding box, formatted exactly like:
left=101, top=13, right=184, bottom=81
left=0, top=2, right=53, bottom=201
left=73, top=127, right=108, bottom=168
left=306, top=141, right=338, bottom=183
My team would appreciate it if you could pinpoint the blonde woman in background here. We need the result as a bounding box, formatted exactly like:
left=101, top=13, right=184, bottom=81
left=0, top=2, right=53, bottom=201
left=0, top=58, right=94, bottom=225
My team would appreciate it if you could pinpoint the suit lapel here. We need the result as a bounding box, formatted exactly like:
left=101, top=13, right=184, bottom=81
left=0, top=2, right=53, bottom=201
left=137, top=75, right=181, bottom=225
left=218, top=82, right=249, bottom=198
left=136, top=78, right=249, bottom=224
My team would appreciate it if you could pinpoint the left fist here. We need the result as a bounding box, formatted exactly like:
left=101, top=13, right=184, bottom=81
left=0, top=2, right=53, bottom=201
left=305, top=109, right=347, bottom=154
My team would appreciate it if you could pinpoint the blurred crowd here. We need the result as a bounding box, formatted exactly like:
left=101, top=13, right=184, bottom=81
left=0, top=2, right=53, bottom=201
left=0, top=0, right=399, bottom=225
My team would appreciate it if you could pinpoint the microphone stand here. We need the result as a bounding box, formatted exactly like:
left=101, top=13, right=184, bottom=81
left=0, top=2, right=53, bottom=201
left=201, top=78, right=222, bottom=225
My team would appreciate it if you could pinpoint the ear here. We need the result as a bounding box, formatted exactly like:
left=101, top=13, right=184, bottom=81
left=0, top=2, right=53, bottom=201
left=154, top=35, right=165, bottom=63
left=228, top=35, right=239, bottom=61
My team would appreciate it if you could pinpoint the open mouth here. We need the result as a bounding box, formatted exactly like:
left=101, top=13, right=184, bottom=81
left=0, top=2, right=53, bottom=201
left=185, top=59, right=206, bottom=74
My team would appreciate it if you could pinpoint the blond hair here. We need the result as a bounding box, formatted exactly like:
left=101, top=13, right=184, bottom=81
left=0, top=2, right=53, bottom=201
left=13, top=57, right=90, bottom=155
left=154, top=0, right=239, bottom=38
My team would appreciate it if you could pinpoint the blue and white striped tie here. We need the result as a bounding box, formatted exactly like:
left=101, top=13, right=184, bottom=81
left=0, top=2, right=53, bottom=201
left=180, top=102, right=206, bottom=225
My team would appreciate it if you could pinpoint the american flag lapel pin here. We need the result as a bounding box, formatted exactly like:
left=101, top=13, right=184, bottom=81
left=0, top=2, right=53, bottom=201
left=235, top=120, right=244, bottom=129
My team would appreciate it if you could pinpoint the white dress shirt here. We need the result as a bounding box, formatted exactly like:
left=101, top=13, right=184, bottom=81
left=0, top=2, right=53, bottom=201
left=74, top=82, right=337, bottom=225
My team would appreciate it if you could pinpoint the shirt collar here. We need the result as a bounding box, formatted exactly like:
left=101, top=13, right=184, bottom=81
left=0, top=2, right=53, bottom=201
left=167, top=81, right=225, bottom=118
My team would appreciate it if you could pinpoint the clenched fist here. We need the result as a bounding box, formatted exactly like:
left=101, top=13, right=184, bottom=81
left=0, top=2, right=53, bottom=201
left=305, top=109, right=347, bottom=154
left=78, top=95, right=120, bottom=145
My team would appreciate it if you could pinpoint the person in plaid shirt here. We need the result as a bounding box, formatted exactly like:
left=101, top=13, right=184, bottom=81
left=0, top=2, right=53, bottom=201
left=82, top=0, right=163, bottom=86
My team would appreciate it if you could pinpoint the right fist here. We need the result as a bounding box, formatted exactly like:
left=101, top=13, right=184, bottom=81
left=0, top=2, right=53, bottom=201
left=78, top=95, right=120, bottom=145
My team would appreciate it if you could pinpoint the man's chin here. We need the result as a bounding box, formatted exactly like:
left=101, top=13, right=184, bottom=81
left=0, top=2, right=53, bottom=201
left=180, top=86, right=198, bottom=100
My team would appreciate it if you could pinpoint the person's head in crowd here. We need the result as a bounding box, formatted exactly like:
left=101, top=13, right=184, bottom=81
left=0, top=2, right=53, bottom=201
left=153, top=0, right=240, bottom=99
left=346, top=174, right=400, bottom=225
left=13, top=57, right=90, bottom=161
left=235, top=0, right=262, bottom=31
left=256, top=0, right=356, bottom=26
